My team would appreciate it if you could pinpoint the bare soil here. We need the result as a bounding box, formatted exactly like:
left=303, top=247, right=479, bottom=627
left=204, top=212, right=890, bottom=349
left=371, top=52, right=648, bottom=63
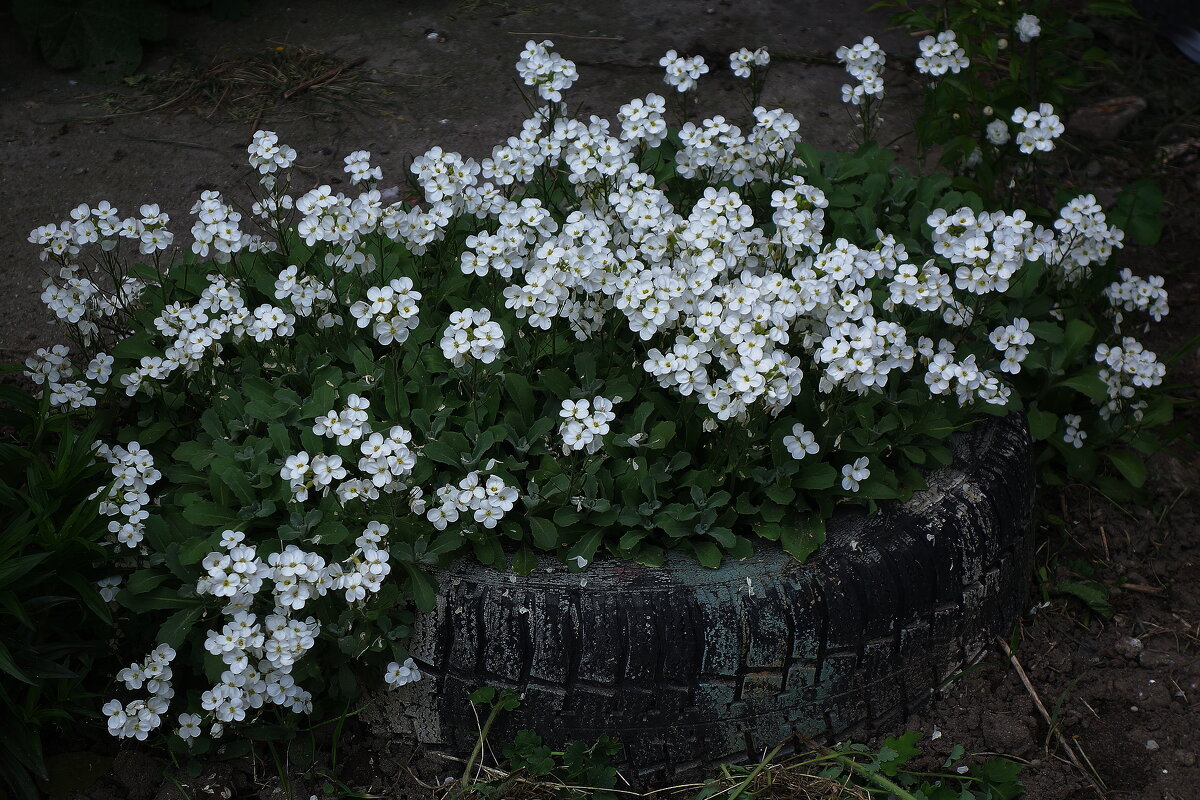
left=4, top=1, right=1199, bottom=799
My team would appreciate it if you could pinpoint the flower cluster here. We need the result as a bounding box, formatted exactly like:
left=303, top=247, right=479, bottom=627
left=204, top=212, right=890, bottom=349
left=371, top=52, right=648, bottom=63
left=440, top=307, right=506, bottom=366
left=558, top=396, right=618, bottom=454
left=1046, top=194, right=1125, bottom=284
left=103, top=644, right=176, bottom=740
left=837, top=36, right=885, bottom=105
left=31, top=203, right=153, bottom=342
left=283, top=402, right=416, bottom=505
left=93, top=440, right=161, bottom=548
left=659, top=49, right=709, bottom=92
left=987, top=318, right=1036, bottom=374
left=247, top=129, right=297, bottom=177
left=349, top=276, right=423, bottom=345
left=516, top=40, right=579, bottom=102
left=617, top=94, right=669, bottom=148
left=1095, top=338, right=1166, bottom=419
left=426, top=472, right=520, bottom=530
left=1011, top=103, right=1064, bottom=154
left=1062, top=413, right=1087, bottom=448
left=191, top=190, right=266, bottom=261
left=985, top=118, right=1011, bottom=146
left=1105, top=268, right=1169, bottom=325
left=916, top=30, right=969, bottom=77
left=126, top=521, right=411, bottom=741
left=24, top=344, right=110, bottom=410
left=274, top=265, right=336, bottom=320
left=96, top=575, right=123, bottom=601
left=729, top=47, right=770, bottom=78
left=344, top=149, right=382, bottom=186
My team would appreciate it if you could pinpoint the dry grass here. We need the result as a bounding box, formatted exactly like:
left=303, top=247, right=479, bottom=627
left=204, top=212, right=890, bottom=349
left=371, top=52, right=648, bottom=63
left=97, top=44, right=400, bottom=126
left=425, top=750, right=874, bottom=800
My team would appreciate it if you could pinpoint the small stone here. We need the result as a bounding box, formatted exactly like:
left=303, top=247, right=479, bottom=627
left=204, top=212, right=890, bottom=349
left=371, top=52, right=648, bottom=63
left=1146, top=739, right=1160, bottom=750
left=1068, top=96, right=1147, bottom=140
left=1115, top=636, right=1144, bottom=659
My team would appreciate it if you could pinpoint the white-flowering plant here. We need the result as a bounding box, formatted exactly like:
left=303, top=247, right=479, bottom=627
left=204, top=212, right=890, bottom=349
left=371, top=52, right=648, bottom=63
left=877, top=0, right=1144, bottom=201
left=20, top=29, right=1172, bottom=754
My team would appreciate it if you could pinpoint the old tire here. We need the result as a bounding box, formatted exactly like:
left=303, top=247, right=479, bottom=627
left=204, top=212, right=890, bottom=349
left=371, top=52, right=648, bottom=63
left=364, top=413, right=1035, bottom=786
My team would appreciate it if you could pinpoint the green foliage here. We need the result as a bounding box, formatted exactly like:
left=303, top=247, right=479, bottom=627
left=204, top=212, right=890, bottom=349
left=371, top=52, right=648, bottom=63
left=689, top=732, right=1023, bottom=800
left=454, top=688, right=624, bottom=799
left=18, top=12, right=1178, bottom=757
left=871, top=0, right=1138, bottom=203
left=11, top=0, right=253, bottom=79
left=1039, top=558, right=1115, bottom=620
left=0, top=373, right=114, bottom=800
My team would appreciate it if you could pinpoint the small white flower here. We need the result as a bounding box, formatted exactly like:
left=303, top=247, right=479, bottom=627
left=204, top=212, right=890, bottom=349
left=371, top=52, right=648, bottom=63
left=96, top=576, right=122, bottom=602
left=384, top=658, right=423, bottom=688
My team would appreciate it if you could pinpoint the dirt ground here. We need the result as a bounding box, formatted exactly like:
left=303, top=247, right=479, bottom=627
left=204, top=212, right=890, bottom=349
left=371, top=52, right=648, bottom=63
left=4, top=1, right=1200, bottom=799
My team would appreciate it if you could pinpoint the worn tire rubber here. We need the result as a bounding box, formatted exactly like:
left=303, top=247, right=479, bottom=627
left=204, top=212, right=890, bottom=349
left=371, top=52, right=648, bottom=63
left=364, top=413, right=1035, bottom=786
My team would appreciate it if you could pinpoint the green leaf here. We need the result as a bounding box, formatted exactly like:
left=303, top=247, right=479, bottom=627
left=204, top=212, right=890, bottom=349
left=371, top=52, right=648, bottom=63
left=469, top=687, right=495, bottom=704
left=403, top=563, right=436, bottom=612
left=0, top=640, right=34, bottom=685
left=765, top=483, right=795, bottom=504
left=646, top=421, right=676, bottom=449
left=1053, top=320, right=1096, bottom=372
left=528, top=517, right=558, bottom=549
left=781, top=516, right=825, bottom=562
left=566, top=529, right=604, bottom=568
left=12, top=0, right=170, bottom=78
left=511, top=546, right=537, bottom=576
left=181, top=501, right=239, bottom=528
left=1106, top=449, right=1146, bottom=488
left=879, top=731, right=922, bottom=776
left=125, top=568, right=169, bottom=596
left=179, top=536, right=214, bottom=565
left=794, top=461, right=837, bottom=490
left=537, top=368, right=572, bottom=399
left=423, top=439, right=461, bottom=467
left=173, top=440, right=216, bottom=470
left=267, top=423, right=292, bottom=458
left=503, top=373, right=536, bottom=422
left=156, top=606, right=204, bottom=649
left=61, top=573, right=113, bottom=626
left=1026, top=407, right=1058, bottom=441
left=692, top=541, right=722, bottom=568
left=1054, top=581, right=1114, bottom=619
left=1056, top=370, right=1107, bottom=402
left=213, top=458, right=255, bottom=505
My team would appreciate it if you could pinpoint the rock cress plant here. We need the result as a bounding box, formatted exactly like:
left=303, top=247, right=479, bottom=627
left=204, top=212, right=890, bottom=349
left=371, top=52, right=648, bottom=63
left=23, top=35, right=1170, bottom=748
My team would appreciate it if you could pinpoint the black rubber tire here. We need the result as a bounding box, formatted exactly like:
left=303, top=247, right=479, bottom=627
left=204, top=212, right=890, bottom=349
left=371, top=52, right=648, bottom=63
left=364, top=413, right=1035, bottom=786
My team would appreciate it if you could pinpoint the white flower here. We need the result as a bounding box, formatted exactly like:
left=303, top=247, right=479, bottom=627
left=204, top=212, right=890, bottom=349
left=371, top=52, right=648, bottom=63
left=916, top=31, right=969, bottom=77
left=729, top=47, right=770, bottom=78
left=782, top=424, right=820, bottom=460
left=986, top=119, right=1010, bottom=146
left=660, top=49, right=709, bottom=92
left=1015, top=14, right=1041, bottom=43
left=177, top=713, right=203, bottom=741
left=384, top=658, right=422, bottom=687
left=841, top=457, right=871, bottom=492
left=96, top=576, right=122, bottom=602
left=516, top=40, right=579, bottom=102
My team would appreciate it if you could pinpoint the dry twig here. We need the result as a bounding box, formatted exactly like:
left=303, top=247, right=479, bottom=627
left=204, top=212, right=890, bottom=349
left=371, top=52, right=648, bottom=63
left=996, top=636, right=1109, bottom=798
